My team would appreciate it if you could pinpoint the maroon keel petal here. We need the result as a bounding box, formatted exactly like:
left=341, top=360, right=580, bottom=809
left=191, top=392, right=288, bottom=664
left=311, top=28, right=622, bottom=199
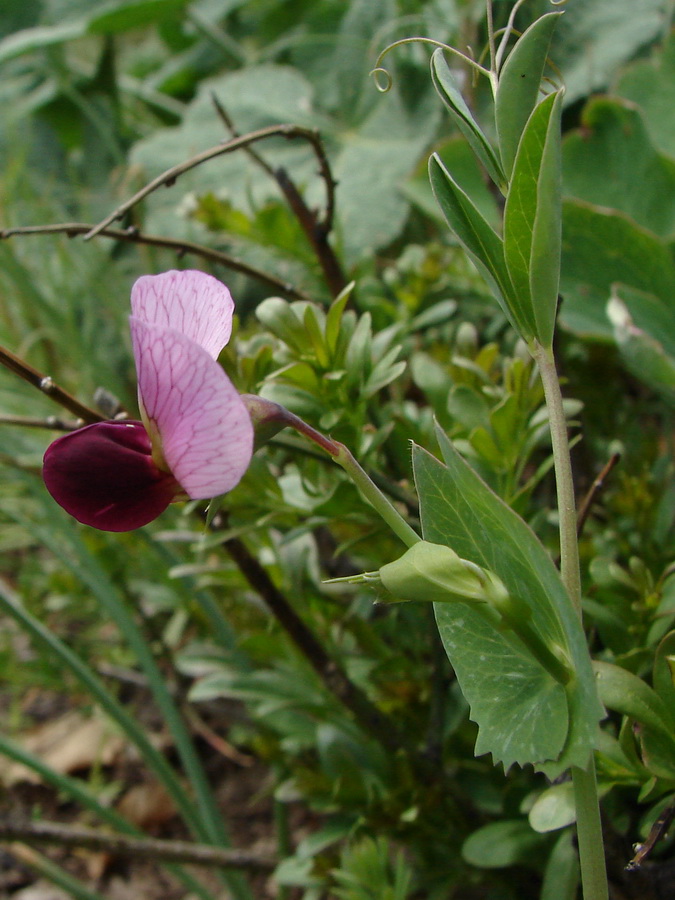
left=43, top=421, right=181, bottom=532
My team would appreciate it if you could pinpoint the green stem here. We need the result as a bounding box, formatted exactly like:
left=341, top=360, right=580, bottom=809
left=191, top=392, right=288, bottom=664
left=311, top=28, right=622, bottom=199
left=533, top=341, right=608, bottom=900
left=269, top=402, right=421, bottom=549
left=332, top=441, right=421, bottom=548
left=533, top=343, right=581, bottom=612
left=573, top=763, right=609, bottom=900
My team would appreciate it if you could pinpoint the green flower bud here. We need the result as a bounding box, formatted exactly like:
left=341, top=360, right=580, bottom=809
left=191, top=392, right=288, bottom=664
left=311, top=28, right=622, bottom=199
left=379, top=541, right=509, bottom=606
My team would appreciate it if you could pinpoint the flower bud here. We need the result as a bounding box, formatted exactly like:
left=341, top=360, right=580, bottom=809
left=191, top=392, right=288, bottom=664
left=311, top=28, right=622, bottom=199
left=379, top=541, right=509, bottom=606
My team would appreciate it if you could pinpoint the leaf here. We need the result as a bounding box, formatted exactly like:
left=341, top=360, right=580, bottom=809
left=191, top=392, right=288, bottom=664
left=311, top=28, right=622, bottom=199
left=462, top=820, right=547, bottom=868
left=431, top=49, right=505, bottom=189
left=130, top=63, right=440, bottom=266
left=552, top=0, right=666, bottom=104
left=496, top=12, right=563, bottom=178
left=653, top=631, right=675, bottom=716
left=607, top=291, right=675, bottom=405
left=560, top=199, right=675, bottom=338
left=0, top=22, right=87, bottom=65
left=429, top=153, right=515, bottom=325
left=503, top=90, right=563, bottom=348
left=593, top=661, right=675, bottom=738
left=540, top=830, right=579, bottom=900
left=87, top=0, right=187, bottom=34
left=415, top=429, right=602, bottom=775
left=562, top=96, right=675, bottom=239
left=529, top=782, right=576, bottom=833
left=617, top=33, right=675, bottom=157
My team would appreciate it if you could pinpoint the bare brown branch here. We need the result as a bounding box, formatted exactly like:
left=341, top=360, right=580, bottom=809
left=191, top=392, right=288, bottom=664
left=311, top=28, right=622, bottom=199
left=1, top=222, right=312, bottom=302
left=210, top=98, right=346, bottom=296
left=0, top=344, right=104, bottom=424
left=0, top=816, right=276, bottom=871
left=82, top=124, right=337, bottom=242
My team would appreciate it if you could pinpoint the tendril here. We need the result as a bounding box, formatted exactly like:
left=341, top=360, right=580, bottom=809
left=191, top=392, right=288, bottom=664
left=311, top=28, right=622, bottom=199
left=370, top=37, right=491, bottom=93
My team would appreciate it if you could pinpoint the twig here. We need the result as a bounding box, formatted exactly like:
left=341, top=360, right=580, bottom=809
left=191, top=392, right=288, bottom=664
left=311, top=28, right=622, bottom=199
left=626, top=796, right=675, bottom=870
left=0, top=344, right=104, bottom=424
left=275, top=169, right=347, bottom=297
left=0, top=414, right=79, bottom=432
left=1, top=223, right=311, bottom=302
left=211, top=96, right=346, bottom=296
left=82, top=124, right=337, bottom=241
left=0, top=817, right=276, bottom=871
left=576, top=453, right=621, bottom=540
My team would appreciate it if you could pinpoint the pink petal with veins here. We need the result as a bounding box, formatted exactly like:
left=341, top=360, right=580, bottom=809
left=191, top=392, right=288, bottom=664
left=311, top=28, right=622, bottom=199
left=131, top=317, right=253, bottom=499
left=43, top=421, right=181, bottom=532
left=131, top=270, right=234, bottom=359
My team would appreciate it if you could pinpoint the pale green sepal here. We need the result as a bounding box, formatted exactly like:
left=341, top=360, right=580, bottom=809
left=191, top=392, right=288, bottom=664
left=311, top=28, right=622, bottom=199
left=496, top=12, right=563, bottom=178
left=431, top=49, right=507, bottom=190
left=503, top=90, right=563, bottom=349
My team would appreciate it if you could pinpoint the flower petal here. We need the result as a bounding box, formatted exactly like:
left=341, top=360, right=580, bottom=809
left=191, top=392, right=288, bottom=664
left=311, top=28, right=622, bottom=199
left=43, top=421, right=180, bottom=532
left=130, top=270, right=234, bottom=359
left=131, top=317, right=253, bottom=499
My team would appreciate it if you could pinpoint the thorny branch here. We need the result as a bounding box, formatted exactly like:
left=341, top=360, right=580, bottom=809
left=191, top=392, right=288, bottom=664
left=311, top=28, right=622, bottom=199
left=0, top=223, right=312, bottom=302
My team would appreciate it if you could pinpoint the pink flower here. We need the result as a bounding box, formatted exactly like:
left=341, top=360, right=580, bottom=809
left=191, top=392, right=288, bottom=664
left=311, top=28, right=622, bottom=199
left=43, top=270, right=254, bottom=531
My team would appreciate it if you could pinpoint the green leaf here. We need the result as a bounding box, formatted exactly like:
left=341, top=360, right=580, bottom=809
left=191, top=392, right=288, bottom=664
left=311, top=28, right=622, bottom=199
left=562, top=96, right=675, bottom=239
left=529, top=782, right=576, bottom=832
left=617, top=33, right=675, bottom=157
left=414, top=430, right=602, bottom=775
left=462, top=820, right=547, bottom=868
left=608, top=291, right=675, bottom=405
left=540, top=830, right=579, bottom=900
left=594, top=661, right=675, bottom=738
left=256, top=297, right=308, bottom=353
left=86, top=0, right=187, bottom=34
left=553, top=0, right=666, bottom=104
left=0, top=22, right=87, bottom=65
left=503, top=90, right=563, bottom=348
left=431, top=49, right=505, bottom=189
left=560, top=199, right=675, bottom=338
left=653, top=631, right=675, bottom=716
left=325, top=283, right=354, bottom=356
left=429, top=153, right=516, bottom=325
left=496, top=12, right=563, bottom=178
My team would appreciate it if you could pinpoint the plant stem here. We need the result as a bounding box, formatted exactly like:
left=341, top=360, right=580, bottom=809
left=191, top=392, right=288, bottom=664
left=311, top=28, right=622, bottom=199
left=260, top=400, right=421, bottom=549
left=533, top=343, right=581, bottom=613
left=533, top=341, right=608, bottom=900
left=332, top=442, right=421, bottom=549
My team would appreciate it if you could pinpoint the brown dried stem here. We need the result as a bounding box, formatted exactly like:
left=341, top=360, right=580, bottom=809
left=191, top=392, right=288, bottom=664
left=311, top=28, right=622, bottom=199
left=220, top=529, right=406, bottom=755
left=0, top=414, right=79, bottom=431
left=576, top=452, right=621, bottom=539
left=0, top=344, right=104, bottom=424
left=211, top=96, right=346, bottom=296
left=82, top=124, right=337, bottom=242
left=0, top=816, right=276, bottom=871
left=1, top=222, right=311, bottom=302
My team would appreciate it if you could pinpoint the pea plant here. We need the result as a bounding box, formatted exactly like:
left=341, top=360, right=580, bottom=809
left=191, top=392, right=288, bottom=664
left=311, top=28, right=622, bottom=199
left=1, top=2, right=673, bottom=899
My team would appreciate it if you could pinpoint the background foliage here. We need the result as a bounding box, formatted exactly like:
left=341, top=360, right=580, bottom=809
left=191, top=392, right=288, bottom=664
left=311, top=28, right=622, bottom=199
left=0, top=1, right=674, bottom=898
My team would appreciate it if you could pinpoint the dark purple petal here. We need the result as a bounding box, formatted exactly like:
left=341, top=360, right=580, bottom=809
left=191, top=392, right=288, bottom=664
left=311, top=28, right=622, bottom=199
left=43, top=421, right=181, bottom=532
